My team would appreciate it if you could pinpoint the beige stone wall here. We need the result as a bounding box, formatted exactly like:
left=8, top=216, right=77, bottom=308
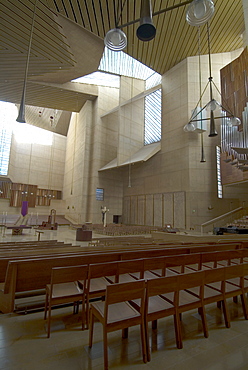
left=63, top=104, right=93, bottom=224
left=122, top=51, right=244, bottom=230
left=123, top=191, right=185, bottom=228
left=118, top=77, right=145, bottom=165
left=9, top=131, right=66, bottom=189
left=64, top=85, right=123, bottom=224
left=63, top=50, right=246, bottom=229
left=5, top=128, right=66, bottom=215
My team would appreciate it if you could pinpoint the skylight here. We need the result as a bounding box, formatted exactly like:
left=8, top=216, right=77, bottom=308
left=144, top=89, right=162, bottom=145
left=0, top=102, right=14, bottom=175
left=99, top=47, right=161, bottom=88
left=13, top=122, right=53, bottom=145
left=72, top=47, right=161, bottom=89
left=73, top=71, right=120, bottom=88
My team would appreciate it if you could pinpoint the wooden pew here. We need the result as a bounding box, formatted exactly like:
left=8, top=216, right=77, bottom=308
left=0, top=240, right=59, bottom=246
left=0, top=243, right=247, bottom=314
left=0, top=243, right=237, bottom=283
left=0, top=252, right=124, bottom=313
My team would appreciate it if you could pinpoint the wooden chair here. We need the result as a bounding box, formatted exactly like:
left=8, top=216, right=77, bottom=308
left=152, top=270, right=208, bottom=349
left=44, top=264, right=88, bottom=338
left=142, top=275, right=181, bottom=361
left=177, top=270, right=208, bottom=343
left=117, top=258, right=144, bottom=282
left=203, top=267, right=230, bottom=328
left=89, top=279, right=147, bottom=369
left=143, top=256, right=166, bottom=279
left=224, top=263, right=248, bottom=320
left=80, top=261, right=119, bottom=326
left=164, top=253, right=202, bottom=275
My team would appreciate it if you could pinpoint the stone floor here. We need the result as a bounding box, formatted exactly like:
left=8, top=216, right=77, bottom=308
left=1, top=226, right=248, bottom=369
left=1, top=299, right=248, bottom=370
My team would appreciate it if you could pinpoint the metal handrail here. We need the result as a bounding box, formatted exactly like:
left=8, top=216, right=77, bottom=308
left=200, top=207, right=246, bottom=234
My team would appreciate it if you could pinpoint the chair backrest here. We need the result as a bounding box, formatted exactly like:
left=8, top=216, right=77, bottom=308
left=242, top=263, right=248, bottom=279
left=105, top=279, right=146, bottom=306
left=117, top=259, right=144, bottom=279
left=143, top=256, right=166, bottom=275
left=189, top=243, right=241, bottom=254
left=224, top=263, right=244, bottom=282
left=201, top=250, right=243, bottom=267
left=177, top=270, right=205, bottom=291
left=88, top=261, right=119, bottom=281
left=204, top=266, right=225, bottom=285
left=164, top=253, right=201, bottom=273
left=51, top=264, right=88, bottom=285
left=121, top=247, right=190, bottom=261
left=146, top=275, right=179, bottom=298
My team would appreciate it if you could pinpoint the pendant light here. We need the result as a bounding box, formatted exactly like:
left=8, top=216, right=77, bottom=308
left=186, top=0, right=215, bottom=27
left=16, top=0, right=38, bottom=123
left=136, top=0, right=156, bottom=41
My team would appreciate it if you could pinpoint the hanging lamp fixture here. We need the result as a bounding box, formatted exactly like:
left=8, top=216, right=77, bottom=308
left=16, top=0, right=38, bottom=123
left=104, top=1, right=127, bottom=51
left=105, top=0, right=156, bottom=51
left=184, top=1, right=241, bottom=137
left=104, top=1, right=195, bottom=52
left=104, top=28, right=127, bottom=51
left=136, top=0, right=156, bottom=41
left=186, top=0, right=215, bottom=26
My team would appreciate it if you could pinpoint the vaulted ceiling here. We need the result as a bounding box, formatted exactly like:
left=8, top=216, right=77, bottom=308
left=46, top=0, right=244, bottom=74
left=0, top=0, right=245, bottom=134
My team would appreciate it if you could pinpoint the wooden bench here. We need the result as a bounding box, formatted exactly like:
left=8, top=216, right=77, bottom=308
left=0, top=243, right=246, bottom=314
left=0, top=240, right=59, bottom=245
left=0, top=252, right=125, bottom=313
left=0, top=242, right=240, bottom=283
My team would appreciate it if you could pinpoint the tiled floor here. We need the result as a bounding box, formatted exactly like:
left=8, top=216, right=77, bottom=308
left=1, top=226, right=248, bottom=369
left=1, top=300, right=248, bottom=370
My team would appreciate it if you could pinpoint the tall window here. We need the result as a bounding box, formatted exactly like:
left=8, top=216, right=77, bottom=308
left=75, top=48, right=162, bottom=146
left=0, top=102, right=15, bottom=176
left=216, top=146, right=223, bottom=198
left=144, top=89, right=162, bottom=145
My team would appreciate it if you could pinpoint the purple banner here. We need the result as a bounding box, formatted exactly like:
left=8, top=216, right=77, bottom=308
left=21, top=201, right=28, bottom=216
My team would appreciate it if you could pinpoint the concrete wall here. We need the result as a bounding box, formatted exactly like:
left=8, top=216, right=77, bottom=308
left=2, top=127, right=66, bottom=215
left=9, top=133, right=66, bottom=190
left=2, top=49, right=246, bottom=228
left=63, top=84, right=122, bottom=225
left=121, top=50, right=245, bottom=231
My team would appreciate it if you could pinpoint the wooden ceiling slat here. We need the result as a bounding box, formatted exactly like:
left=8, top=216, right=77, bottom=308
left=67, top=0, right=86, bottom=27
left=56, top=0, right=77, bottom=21
left=89, top=0, right=105, bottom=38
left=210, top=2, right=243, bottom=53
left=1, top=2, right=75, bottom=65
left=80, top=0, right=98, bottom=34
left=210, top=0, right=242, bottom=48
left=173, top=17, right=199, bottom=68
left=154, top=5, right=180, bottom=72
left=156, top=6, right=185, bottom=72
left=146, top=3, right=170, bottom=71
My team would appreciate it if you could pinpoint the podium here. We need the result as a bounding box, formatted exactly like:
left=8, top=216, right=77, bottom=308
left=76, top=228, right=92, bottom=241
